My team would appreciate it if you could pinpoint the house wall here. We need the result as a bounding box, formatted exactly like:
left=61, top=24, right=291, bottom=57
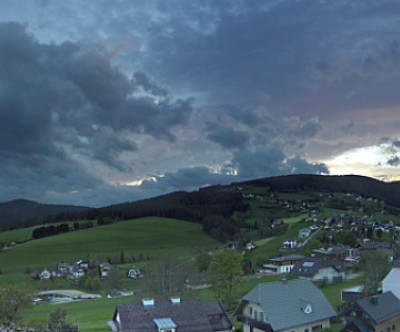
left=279, top=264, right=295, bottom=273
left=241, top=302, right=331, bottom=332
left=312, top=267, right=345, bottom=282
left=344, top=306, right=400, bottom=332
left=279, top=318, right=331, bottom=332
left=243, top=302, right=267, bottom=322
left=373, top=315, right=400, bottom=332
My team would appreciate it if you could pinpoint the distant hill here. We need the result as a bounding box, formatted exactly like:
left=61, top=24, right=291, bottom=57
left=0, top=199, right=90, bottom=227
left=243, top=174, right=400, bottom=207
left=5, top=174, right=400, bottom=231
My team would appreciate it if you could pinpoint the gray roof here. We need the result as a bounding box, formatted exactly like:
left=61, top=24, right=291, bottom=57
left=356, top=292, right=400, bottom=324
left=290, top=257, right=346, bottom=277
left=346, top=318, right=374, bottom=332
left=269, top=254, right=305, bottom=262
left=114, top=298, right=232, bottom=332
left=236, top=279, right=336, bottom=331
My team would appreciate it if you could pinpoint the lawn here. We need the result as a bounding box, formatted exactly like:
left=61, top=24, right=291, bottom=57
left=24, top=295, right=133, bottom=332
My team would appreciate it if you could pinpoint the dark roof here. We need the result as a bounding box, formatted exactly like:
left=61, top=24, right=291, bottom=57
left=313, top=246, right=350, bottom=255
left=269, top=254, right=305, bottom=262
left=290, top=257, right=346, bottom=278
left=113, top=298, right=232, bottom=332
left=234, top=279, right=336, bottom=331
left=355, top=242, right=392, bottom=250
left=356, top=292, right=400, bottom=324
left=342, top=318, right=374, bottom=332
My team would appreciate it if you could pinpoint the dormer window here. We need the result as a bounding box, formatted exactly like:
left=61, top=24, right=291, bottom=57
left=303, top=304, right=312, bottom=314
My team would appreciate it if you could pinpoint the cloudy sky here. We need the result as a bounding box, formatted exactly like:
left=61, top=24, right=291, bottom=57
left=1, top=0, right=400, bottom=207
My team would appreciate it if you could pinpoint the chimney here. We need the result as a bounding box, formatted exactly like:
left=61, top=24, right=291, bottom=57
left=142, top=298, right=155, bottom=307
left=371, top=296, right=378, bottom=305
left=170, top=297, right=181, bottom=305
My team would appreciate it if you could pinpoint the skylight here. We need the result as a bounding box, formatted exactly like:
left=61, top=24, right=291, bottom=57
left=303, top=262, right=314, bottom=267
left=153, top=318, right=177, bottom=330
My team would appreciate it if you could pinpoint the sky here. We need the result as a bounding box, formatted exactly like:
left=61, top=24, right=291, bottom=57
left=1, top=0, right=400, bottom=207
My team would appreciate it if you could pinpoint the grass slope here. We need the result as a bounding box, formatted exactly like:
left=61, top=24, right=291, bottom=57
left=0, top=217, right=219, bottom=274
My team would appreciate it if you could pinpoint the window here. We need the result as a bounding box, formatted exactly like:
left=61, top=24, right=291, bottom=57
left=304, top=328, right=310, bottom=332
left=249, top=307, right=253, bottom=315
left=259, top=312, right=264, bottom=322
left=312, top=324, right=322, bottom=331
left=393, top=325, right=396, bottom=331
left=254, top=310, right=258, bottom=320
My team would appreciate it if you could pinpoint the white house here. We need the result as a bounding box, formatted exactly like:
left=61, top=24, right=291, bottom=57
left=283, top=239, right=297, bottom=249
left=261, top=254, right=305, bottom=274
left=128, top=266, right=143, bottom=279
left=290, top=257, right=347, bottom=283
left=39, top=268, right=51, bottom=280
left=234, top=279, right=336, bottom=332
left=382, top=268, right=400, bottom=300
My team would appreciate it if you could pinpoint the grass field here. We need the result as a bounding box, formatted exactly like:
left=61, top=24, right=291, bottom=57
left=245, top=217, right=312, bottom=264
left=0, top=217, right=219, bottom=274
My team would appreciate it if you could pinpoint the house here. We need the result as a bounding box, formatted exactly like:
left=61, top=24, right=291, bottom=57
left=354, top=242, right=394, bottom=261
left=246, top=241, right=256, bottom=251
left=234, top=279, right=336, bottom=332
left=57, top=262, right=71, bottom=273
left=341, top=292, right=400, bottom=332
left=100, top=262, right=112, bottom=279
left=128, top=266, right=143, bottom=279
left=341, top=285, right=365, bottom=303
left=39, top=268, right=51, bottom=280
left=261, top=254, right=305, bottom=274
left=108, top=289, right=134, bottom=298
left=312, top=246, right=350, bottom=261
left=76, top=260, right=90, bottom=270
left=283, top=239, right=297, bottom=249
left=108, top=297, right=233, bottom=332
left=382, top=268, right=400, bottom=300
left=299, top=227, right=312, bottom=238
left=290, top=257, right=347, bottom=283
left=70, top=262, right=85, bottom=279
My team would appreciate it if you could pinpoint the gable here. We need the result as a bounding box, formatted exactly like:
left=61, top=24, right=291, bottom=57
left=236, top=279, right=336, bottom=331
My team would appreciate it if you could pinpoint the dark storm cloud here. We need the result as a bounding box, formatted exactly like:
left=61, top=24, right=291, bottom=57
left=230, top=145, right=328, bottom=180
left=0, top=21, right=194, bottom=147
left=225, top=106, right=261, bottom=127
left=362, top=41, right=400, bottom=76
left=0, top=22, right=195, bottom=205
left=136, top=0, right=400, bottom=117
left=3, top=0, right=400, bottom=205
left=387, top=156, right=400, bottom=167
left=137, top=155, right=328, bottom=196
left=205, top=123, right=250, bottom=149
left=140, top=166, right=234, bottom=193
left=133, top=71, right=169, bottom=97
left=287, top=117, right=323, bottom=141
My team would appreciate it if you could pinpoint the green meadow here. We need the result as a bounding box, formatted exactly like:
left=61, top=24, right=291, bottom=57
left=0, top=217, right=220, bottom=274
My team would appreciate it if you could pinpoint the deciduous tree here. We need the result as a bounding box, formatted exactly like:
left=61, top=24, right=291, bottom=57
left=0, top=285, right=34, bottom=328
left=41, top=308, right=79, bottom=332
left=361, top=251, right=390, bottom=296
left=208, top=249, right=243, bottom=309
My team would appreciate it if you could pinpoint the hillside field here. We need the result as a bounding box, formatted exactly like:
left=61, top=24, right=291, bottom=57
left=0, top=217, right=220, bottom=274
